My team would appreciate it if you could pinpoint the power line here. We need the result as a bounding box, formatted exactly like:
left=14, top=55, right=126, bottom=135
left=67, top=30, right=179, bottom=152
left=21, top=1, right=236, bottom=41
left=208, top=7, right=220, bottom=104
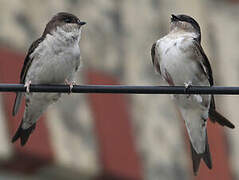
left=0, top=84, right=239, bottom=95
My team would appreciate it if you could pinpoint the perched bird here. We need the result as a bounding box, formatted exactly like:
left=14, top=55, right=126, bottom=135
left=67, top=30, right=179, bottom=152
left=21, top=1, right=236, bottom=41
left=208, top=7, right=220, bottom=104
left=12, top=12, right=86, bottom=146
left=151, top=14, right=235, bottom=175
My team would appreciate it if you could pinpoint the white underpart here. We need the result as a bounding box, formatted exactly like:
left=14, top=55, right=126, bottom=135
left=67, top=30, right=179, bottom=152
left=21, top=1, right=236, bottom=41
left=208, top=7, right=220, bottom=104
left=22, top=25, right=82, bottom=129
left=155, top=32, right=211, bottom=154
left=27, top=26, right=81, bottom=84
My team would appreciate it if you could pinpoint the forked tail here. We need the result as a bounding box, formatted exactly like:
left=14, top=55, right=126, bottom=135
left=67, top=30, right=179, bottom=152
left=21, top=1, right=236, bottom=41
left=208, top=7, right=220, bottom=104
left=12, top=120, right=36, bottom=146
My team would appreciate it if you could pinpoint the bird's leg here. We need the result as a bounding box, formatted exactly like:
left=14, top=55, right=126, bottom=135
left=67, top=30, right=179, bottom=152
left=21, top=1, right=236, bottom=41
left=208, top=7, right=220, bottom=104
left=184, top=81, right=192, bottom=89
left=184, top=81, right=203, bottom=103
left=184, top=81, right=192, bottom=98
left=65, top=79, right=76, bottom=94
left=24, top=80, right=32, bottom=93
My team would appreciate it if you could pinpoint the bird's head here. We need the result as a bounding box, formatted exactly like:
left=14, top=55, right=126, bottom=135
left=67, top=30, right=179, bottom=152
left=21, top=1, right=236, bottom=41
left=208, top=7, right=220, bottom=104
left=170, top=14, right=201, bottom=42
left=43, top=12, right=86, bottom=37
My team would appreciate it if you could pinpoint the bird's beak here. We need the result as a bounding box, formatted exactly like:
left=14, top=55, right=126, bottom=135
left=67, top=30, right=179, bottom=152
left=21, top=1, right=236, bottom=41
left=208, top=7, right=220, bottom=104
left=171, top=14, right=178, bottom=22
left=78, top=21, right=86, bottom=26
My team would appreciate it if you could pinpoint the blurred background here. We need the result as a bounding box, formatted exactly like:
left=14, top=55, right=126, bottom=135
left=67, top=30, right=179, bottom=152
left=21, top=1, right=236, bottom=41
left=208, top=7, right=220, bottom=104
left=0, top=0, right=238, bottom=179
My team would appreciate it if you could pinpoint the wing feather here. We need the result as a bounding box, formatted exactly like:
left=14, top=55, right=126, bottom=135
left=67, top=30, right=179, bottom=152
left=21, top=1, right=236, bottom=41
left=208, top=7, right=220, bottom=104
left=151, top=42, right=161, bottom=74
left=12, top=37, right=44, bottom=116
left=192, top=39, right=234, bottom=128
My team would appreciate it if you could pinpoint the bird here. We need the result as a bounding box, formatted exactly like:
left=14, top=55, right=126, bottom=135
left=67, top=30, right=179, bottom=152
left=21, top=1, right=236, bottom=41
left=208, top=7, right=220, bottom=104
left=12, top=12, right=86, bottom=146
left=151, top=14, right=235, bottom=175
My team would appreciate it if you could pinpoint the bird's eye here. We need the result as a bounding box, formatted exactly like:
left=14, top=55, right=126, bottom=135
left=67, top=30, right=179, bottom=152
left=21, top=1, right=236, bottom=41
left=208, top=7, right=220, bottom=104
left=64, top=18, right=72, bottom=23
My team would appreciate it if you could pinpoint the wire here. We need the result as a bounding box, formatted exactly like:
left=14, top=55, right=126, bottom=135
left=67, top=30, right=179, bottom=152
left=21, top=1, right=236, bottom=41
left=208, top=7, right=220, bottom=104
left=0, top=84, right=239, bottom=95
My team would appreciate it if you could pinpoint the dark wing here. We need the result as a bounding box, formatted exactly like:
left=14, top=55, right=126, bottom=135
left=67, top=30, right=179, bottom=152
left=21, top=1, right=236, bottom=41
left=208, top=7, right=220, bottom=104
left=192, top=39, right=215, bottom=108
left=20, top=37, right=44, bottom=83
left=192, top=39, right=213, bottom=86
left=193, top=39, right=235, bottom=129
left=151, top=42, right=161, bottom=74
left=12, top=37, right=44, bottom=116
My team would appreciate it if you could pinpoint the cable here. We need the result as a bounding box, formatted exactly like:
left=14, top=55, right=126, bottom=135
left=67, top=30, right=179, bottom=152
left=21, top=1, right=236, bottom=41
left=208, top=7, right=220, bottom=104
left=0, top=84, right=239, bottom=95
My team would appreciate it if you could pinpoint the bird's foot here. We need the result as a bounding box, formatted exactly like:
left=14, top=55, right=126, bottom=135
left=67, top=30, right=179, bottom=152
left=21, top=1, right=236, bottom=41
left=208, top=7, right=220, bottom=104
left=65, top=79, right=77, bottom=94
left=184, top=81, right=192, bottom=97
left=24, top=80, right=32, bottom=93
left=184, top=81, right=192, bottom=89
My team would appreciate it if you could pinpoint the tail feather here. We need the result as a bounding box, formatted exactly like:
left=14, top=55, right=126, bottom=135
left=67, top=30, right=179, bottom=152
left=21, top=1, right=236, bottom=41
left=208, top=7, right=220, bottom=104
left=12, top=121, right=36, bottom=146
left=202, top=134, right=212, bottom=169
left=190, top=142, right=201, bottom=175
left=190, top=134, right=212, bottom=176
left=12, top=93, right=23, bottom=116
left=209, top=109, right=235, bottom=129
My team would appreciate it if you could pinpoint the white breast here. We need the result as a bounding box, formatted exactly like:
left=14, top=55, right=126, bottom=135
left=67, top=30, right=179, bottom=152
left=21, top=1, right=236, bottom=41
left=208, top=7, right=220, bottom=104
left=156, top=33, right=200, bottom=85
left=26, top=27, right=81, bottom=84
